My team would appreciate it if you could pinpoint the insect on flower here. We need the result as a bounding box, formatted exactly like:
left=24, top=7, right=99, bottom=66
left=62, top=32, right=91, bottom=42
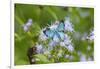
left=43, top=20, right=65, bottom=42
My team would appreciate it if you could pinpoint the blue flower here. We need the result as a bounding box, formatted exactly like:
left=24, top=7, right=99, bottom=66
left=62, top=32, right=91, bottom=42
left=89, top=30, right=94, bottom=40
left=80, top=54, right=87, bottom=61
left=64, top=17, right=74, bottom=32
left=25, top=19, right=32, bottom=26
left=36, top=44, right=44, bottom=54
left=64, top=34, right=71, bottom=45
left=86, top=30, right=94, bottom=41
left=49, top=41, right=58, bottom=47
left=78, top=52, right=87, bottom=61
left=48, top=41, right=58, bottom=51
left=65, top=44, right=74, bottom=52
left=23, top=19, right=33, bottom=32
left=23, top=25, right=29, bottom=32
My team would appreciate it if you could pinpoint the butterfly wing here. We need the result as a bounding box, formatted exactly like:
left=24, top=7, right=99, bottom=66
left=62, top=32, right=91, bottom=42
left=53, top=31, right=65, bottom=42
left=53, top=32, right=60, bottom=42
left=57, top=22, right=65, bottom=31
left=57, top=31, right=65, bottom=40
left=43, top=28, right=54, bottom=38
left=56, top=22, right=65, bottom=41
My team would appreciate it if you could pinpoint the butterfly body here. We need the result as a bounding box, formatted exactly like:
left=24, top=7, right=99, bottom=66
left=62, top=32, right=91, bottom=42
left=43, top=22, right=65, bottom=42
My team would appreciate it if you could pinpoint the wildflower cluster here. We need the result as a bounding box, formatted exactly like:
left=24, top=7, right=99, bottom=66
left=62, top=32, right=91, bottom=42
left=30, top=17, right=75, bottom=63
left=24, top=17, right=94, bottom=64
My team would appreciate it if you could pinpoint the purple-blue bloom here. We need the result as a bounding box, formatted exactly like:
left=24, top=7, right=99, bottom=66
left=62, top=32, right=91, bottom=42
left=64, top=34, right=71, bottom=45
left=23, top=25, right=29, bottom=32
left=49, top=41, right=58, bottom=47
left=65, top=44, right=74, bottom=52
left=48, top=41, right=58, bottom=51
left=23, top=19, right=33, bottom=32
left=80, top=54, right=87, bottom=61
left=86, top=30, right=94, bottom=41
left=36, top=44, right=44, bottom=54
left=64, top=17, right=74, bottom=32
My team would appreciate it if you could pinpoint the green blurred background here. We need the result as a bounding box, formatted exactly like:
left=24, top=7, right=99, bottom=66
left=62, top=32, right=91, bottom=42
left=14, top=4, right=94, bottom=65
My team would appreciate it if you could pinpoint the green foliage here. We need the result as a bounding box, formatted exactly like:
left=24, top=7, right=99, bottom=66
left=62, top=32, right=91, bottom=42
left=34, top=54, right=51, bottom=64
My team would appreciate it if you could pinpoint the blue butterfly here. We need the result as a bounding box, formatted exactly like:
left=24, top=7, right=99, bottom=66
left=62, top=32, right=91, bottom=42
left=43, top=21, right=65, bottom=42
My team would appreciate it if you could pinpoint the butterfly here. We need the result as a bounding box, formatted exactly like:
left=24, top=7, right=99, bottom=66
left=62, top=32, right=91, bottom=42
left=43, top=21, right=65, bottom=42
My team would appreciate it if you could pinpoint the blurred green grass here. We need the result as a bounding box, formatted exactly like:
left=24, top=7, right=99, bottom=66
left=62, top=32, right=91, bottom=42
left=14, top=4, right=94, bottom=65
